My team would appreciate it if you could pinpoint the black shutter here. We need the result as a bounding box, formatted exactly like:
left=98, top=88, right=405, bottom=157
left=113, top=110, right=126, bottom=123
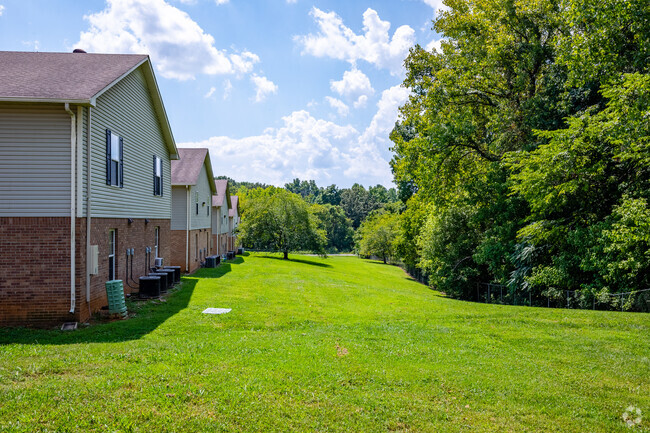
left=119, top=136, right=124, bottom=188
left=160, top=158, right=163, bottom=196
left=106, top=129, right=112, bottom=185
left=153, top=155, right=157, bottom=195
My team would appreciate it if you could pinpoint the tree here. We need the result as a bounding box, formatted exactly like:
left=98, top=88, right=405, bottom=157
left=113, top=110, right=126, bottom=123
left=340, top=184, right=382, bottom=228
left=357, top=212, right=400, bottom=264
left=238, top=188, right=326, bottom=259
left=312, top=204, right=354, bottom=253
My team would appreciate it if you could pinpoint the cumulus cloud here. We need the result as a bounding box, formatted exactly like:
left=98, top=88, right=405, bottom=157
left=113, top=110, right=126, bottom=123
left=76, top=0, right=259, bottom=80
left=179, top=85, right=409, bottom=187
left=250, top=74, right=278, bottom=102
left=426, top=38, right=443, bottom=53
left=296, top=7, right=415, bottom=75
left=345, top=84, right=410, bottom=179
left=353, top=94, right=368, bottom=109
left=215, top=0, right=229, bottom=4
left=422, top=0, right=450, bottom=16
left=330, top=68, right=374, bottom=99
left=179, top=110, right=358, bottom=186
left=0, top=5, right=5, bottom=16
left=326, top=96, right=349, bottom=117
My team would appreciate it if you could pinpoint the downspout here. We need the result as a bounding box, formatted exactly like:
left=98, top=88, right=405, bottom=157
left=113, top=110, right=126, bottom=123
left=85, top=107, right=92, bottom=318
left=65, top=103, right=76, bottom=315
left=186, top=185, right=190, bottom=273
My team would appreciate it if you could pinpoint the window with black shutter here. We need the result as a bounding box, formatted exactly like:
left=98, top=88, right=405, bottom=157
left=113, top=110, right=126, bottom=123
left=106, top=129, right=123, bottom=188
left=153, top=155, right=163, bottom=196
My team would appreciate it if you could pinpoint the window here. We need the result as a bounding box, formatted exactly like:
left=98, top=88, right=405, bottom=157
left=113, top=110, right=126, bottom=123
left=108, top=229, right=116, bottom=281
left=154, top=226, right=160, bottom=258
left=195, top=192, right=199, bottom=215
left=153, top=156, right=163, bottom=196
left=195, top=233, right=198, bottom=261
left=105, top=129, right=123, bottom=187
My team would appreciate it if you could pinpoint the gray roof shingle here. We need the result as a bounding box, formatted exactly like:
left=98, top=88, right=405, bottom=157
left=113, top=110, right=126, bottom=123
left=0, top=51, right=148, bottom=101
left=172, top=148, right=211, bottom=186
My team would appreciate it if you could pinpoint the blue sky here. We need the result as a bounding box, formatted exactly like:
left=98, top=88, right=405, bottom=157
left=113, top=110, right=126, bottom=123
left=0, top=0, right=444, bottom=188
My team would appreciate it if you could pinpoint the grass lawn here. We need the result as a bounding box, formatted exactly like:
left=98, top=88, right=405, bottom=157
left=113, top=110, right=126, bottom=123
left=1, top=253, right=648, bottom=432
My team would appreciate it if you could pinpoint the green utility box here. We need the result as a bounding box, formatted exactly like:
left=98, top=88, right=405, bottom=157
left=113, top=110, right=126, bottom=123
left=105, top=280, right=127, bottom=318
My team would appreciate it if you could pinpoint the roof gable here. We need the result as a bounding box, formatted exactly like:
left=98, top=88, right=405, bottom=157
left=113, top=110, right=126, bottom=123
left=172, top=148, right=216, bottom=193
left=0, top=51, right=178, bottom=159
left=0, top=51, right=147, bottom=102
left=212, top=179, right=231, bottom=209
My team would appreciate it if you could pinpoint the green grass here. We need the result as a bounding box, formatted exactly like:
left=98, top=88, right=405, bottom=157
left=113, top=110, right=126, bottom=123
left=1, top=253, right=648, bottom=432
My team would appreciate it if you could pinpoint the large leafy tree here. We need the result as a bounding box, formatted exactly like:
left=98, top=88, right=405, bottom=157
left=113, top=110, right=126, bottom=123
left=357, top=212, right=400, bottom=264
left=239, top=188, right=326, bottom=259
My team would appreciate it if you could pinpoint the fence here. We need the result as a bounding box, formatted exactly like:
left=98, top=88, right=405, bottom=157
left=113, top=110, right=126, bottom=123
left=475, top=283, right=650, bottom=312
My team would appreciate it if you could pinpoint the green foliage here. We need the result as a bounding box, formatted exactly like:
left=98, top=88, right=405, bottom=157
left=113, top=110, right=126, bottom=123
left=312, top=203, right=355, bottom=253
left=238, top=188, right=326, bottom=259
left=357, top=212, right=400, bottom=264
left=340, top=183, right=384, bottom=228
left=390, top=0, right=650, bottom=305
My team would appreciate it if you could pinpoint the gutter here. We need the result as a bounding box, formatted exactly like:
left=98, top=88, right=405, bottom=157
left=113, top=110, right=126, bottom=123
left=64, top=103, right=76, bottom=314
left=86, top=107, right=92, bottom=318
left=186, top=185, right=190, bottom=273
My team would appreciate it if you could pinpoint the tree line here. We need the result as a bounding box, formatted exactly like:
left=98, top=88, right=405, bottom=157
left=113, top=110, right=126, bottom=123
left=387, top=0, right=650, bottom=311
left=225, top=177, right=401, bottom=259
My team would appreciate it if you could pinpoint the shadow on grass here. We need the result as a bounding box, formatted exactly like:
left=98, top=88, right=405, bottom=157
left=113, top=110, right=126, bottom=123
left=191, top=255, right=245, bottom=279
left=0, top=256, right=247, bottom=345
left=258, top=254, right=332, bottom=268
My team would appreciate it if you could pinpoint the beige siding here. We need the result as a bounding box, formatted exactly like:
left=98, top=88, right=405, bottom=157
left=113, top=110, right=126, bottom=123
left=171, top=186, right=188, bottom=230
left=0, top=103, right=71, bottom=217
left=89, top=68, right=171, bottom=219
left=190, top=164, right=212, bottom=230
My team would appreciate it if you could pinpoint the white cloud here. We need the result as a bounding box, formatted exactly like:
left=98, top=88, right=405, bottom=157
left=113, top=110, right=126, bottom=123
left=230, top=51, right=260, bottom=74
left=330, top=68, right=374, bottom=99
left=179, top=110, right=358, bottom=186
left=422, top=0, right=449, bottom=16
left=326, top=96, right=349, bottom=117
left=286, top=0, right=297, bottom=3
left=250, top=74, right=278, bottom=102
left=353, top=95, right=368, bottom=109
left=345, top=84, right=410, bottom=180
left=0, top=5, right=5, bottom=16
left=179, top=85, right=409, bottom=187
left=223, top=79, right=233, bottom=100
left=426, top=38, right=442, bottom=53
left=76, top=0, right=260, bottom=81
left=215, top=0, right=229, bottom=4
left=204, top=86, right=216, bottom=98
left=296, top=7, right=415, bottom=75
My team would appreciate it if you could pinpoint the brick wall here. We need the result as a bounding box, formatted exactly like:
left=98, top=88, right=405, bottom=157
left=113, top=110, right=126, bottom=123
left=80, top=217, right=171, bottom=323
left=0, top=216, right=170, bottom=327
left=170, top=228, right=210, bottom=274
left=0, top=217, right=73, bottom=326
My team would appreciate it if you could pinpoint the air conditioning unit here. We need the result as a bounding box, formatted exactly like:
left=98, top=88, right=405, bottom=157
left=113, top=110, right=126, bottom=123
left=139, top=276, right=161, bottom=298
left=154, top=257, right=163, bottom=268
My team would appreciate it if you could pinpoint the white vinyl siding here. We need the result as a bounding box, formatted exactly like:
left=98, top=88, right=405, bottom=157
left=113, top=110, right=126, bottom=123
left=0, top=103, right=71, bottom=217
left=171, top=186, right=188, bottom=230
left=89, top=68, right=171, bottom=219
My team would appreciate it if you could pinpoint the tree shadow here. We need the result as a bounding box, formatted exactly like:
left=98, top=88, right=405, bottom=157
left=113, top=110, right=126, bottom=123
left=0, top=277, right=202, bottom=346
left=258, top=254, right=332, bottom=268
left=190, top=255, right=246, bottom=279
